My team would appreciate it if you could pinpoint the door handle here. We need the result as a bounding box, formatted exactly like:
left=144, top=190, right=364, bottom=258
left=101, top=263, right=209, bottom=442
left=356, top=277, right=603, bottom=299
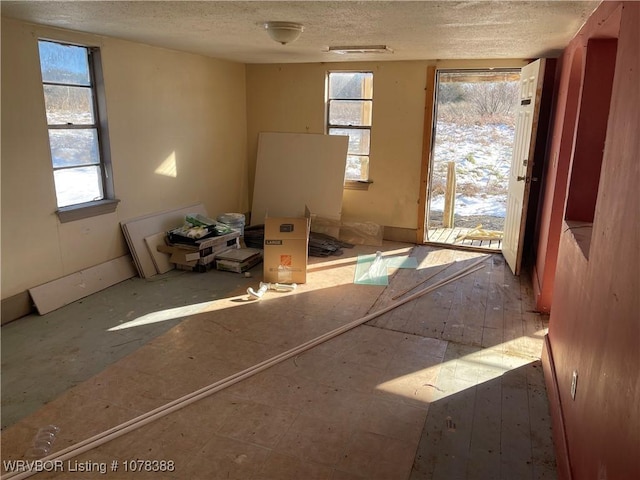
left=517, top=175, right=527, bottom=182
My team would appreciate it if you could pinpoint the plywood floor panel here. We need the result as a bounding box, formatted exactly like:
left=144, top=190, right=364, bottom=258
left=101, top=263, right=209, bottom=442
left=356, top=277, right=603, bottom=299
left=2, top=244, right=555, bottom=480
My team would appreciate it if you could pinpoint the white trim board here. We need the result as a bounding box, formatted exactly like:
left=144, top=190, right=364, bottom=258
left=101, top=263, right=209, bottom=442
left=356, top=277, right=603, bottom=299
left=121, top=203, right=208, bottom=278
left=29, top=255, right=137, bottom=315
left=251, top=132, right=348, bottom=225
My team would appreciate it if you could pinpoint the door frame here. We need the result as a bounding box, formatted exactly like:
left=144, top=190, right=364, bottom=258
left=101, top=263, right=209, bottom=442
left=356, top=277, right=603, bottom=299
left=417, top=66, right=524, bottom=251
left=417, top=66, right=437, bottom=244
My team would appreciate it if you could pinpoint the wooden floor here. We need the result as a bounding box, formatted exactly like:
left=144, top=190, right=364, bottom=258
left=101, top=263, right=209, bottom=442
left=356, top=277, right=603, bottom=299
left=427, top=227, right=502, bottom=251
left=369, top=247, right=555, bottom=479
left=1, top=244, right=554, bottom=479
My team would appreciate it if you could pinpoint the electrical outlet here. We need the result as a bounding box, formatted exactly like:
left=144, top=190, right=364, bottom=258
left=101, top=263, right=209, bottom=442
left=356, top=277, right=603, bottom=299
left=571, top=370, right=578, bottom=400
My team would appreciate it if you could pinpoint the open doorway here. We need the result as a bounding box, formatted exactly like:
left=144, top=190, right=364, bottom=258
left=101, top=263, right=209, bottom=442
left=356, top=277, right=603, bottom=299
left=425, top=69, right=521, bottom=251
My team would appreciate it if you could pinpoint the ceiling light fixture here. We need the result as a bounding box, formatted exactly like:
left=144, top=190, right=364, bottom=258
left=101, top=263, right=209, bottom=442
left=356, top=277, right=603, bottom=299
left=263, top=21, right=304, bottom=45
left=327, top=45, right=394, bottom=54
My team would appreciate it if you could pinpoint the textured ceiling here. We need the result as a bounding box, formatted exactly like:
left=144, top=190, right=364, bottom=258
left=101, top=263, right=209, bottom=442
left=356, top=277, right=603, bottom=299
left=1, top=1, right=601, bottom=64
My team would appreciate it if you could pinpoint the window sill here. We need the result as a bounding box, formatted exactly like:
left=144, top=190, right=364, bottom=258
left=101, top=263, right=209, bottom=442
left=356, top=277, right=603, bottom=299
left=56, top=199, right=120, bottom=223
left=344, top=180, right=373, bottom=191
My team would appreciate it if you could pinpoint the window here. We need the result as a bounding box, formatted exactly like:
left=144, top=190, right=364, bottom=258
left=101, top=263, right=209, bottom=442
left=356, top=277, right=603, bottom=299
left=38, top=40, right=116, bottom=221
left=327, top=72, right=373, bottom=183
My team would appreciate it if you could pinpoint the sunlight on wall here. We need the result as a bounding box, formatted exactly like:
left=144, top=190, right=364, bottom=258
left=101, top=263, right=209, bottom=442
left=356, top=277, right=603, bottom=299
left=155, top=151, right=177, bottom=177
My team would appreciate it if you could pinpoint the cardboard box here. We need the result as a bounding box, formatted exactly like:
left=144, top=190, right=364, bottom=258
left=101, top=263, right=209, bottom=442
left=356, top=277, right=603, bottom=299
left=263, top=209, right=310, bottom=284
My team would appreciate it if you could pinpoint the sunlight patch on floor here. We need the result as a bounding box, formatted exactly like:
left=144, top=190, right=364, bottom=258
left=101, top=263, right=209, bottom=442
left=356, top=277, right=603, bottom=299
left=375, top=329, right=547, bottom=403
left=106, top=295, right=254, bottom=330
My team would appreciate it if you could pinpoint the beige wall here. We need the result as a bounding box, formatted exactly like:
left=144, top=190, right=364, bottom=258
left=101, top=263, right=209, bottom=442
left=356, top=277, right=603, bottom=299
left=1, top=15, right=525, bottom=300
left=246, top=59, right=526, bottom=230
left=1, top=18, right=248, bottom=298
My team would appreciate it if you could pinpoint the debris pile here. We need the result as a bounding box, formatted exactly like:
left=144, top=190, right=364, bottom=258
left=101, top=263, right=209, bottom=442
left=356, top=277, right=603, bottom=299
left=242, top=225, right=353, bottom=257
left=309, top=232, right=353, bottom=256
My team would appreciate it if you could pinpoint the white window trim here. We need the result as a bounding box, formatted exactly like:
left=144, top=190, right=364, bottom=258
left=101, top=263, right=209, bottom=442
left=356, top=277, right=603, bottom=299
left=57, top=198, right=120, bottom=223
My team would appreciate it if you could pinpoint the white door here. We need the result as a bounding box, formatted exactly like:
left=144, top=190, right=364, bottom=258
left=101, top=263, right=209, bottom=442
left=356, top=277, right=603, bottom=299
left=502, top=59, right=546, bottom=275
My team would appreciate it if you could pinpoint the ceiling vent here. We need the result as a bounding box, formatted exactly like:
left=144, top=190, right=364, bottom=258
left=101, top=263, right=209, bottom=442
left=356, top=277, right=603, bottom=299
left=327, top=45, right=394, bottom=54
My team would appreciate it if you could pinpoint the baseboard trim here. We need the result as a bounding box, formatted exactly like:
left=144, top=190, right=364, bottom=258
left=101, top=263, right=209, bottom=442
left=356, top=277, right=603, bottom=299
left=532, top=264, right=551, bottom=314
left=1, top=291, right=35, bottom=325
left=541, top=334, right=572, bottom=480
left=383, top=226, right=417, bottom=244
left=28, top=255, right=137, bottom=315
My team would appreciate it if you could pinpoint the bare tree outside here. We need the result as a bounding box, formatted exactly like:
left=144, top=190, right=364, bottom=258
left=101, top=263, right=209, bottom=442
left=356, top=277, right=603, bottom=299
left=466, top=81, right=519, bottom=116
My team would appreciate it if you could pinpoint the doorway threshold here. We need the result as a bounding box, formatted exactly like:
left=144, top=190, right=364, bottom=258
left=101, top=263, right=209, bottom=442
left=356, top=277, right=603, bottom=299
left=426, top=226, right=502, bottom=252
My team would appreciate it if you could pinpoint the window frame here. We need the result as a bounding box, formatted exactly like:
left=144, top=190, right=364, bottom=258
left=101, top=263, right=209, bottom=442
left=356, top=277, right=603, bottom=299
left=326, top=70, right=374, bottom=189
left=38, top=39, right=118, bottom=223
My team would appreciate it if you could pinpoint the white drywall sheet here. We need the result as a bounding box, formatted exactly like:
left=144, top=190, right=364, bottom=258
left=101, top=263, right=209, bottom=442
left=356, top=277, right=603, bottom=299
left=121, top=203, right=208, bottom=278
left=251, top=132, right=349, bottom=225
left=144, top=232, right=174, bottom=274
left=29, top=255, right=137, bottom=315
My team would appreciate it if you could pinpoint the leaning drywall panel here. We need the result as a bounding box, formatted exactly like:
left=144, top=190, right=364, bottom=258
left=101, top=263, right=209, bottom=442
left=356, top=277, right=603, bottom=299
left=29, top=255, right=137, bottom=315
left=144, top=233, right=174, bottom=274
left=121, top=203, right=207, bottom=278
left=251, top=132, right=348, bottom=225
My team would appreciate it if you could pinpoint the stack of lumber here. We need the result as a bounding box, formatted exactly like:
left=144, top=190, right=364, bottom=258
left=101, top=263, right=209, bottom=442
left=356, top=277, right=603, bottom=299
left=215, top=248, right=263, bottom=273
left=159, top=230, right=241, bottom=272
left=121, top=203, right=209, bottom=278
